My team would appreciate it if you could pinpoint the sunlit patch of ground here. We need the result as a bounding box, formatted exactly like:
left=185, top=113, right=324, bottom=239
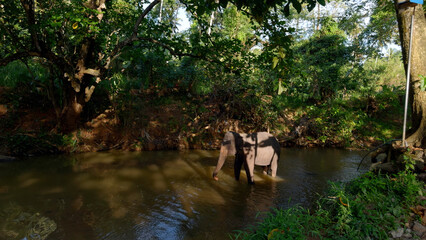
left=0, top=104, right=7, bottom=116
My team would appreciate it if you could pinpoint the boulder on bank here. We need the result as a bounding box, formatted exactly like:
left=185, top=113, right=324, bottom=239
left=370, top=147, right=426, bottom=174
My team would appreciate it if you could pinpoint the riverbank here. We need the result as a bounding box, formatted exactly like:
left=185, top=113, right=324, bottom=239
left=0, top=86, right=404, bottom=156
left=234, top=171, right=426, bottom=240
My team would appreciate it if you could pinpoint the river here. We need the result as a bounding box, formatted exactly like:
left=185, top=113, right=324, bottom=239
left=0, top=148, right=367, bottom=240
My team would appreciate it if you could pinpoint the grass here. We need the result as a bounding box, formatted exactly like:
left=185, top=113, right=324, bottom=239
left=287, top=86, right=405, bottom=148
left=234, top=171, right=425, bottom=239
left=0, top=60, right=50, bottom=88
left=0, top=61, right=29, bottom=88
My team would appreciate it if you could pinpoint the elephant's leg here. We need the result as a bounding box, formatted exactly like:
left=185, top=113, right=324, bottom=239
left=234, top=155, right=244, bottom=181
left=262, top=166, right=269, bottom=175
left=270, top=157, right=278, bottom=177
left=244, top=159, right=255, bottom=184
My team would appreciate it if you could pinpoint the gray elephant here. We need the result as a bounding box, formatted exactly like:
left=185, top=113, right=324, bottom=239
left=212, top=131, right=280, bottom=184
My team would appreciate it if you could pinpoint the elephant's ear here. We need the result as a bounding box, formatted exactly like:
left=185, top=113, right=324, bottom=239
left=223, top=132, right=236, bottom=156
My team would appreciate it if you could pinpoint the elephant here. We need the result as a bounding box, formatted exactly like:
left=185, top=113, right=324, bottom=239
left=212, top=131, right=280, bottom=184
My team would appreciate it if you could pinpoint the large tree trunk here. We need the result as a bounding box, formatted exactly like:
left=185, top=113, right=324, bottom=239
left=394, top=1, right=426, bottom=148
left=58, top=80, right=87, bottom=132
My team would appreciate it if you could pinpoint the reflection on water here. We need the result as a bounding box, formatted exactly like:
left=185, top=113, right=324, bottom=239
left=0, top=148, right=367, bottom=240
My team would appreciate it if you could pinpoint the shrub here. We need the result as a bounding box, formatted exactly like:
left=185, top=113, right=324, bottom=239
left=234, top=171, right=424, bottom=239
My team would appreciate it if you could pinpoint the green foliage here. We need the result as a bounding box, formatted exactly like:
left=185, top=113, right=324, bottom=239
left=0, top=63, right=56, bottom=112
left=338, top=0, right=399, bottom=58
left=361, top=53, right=405, bottom=93
left=285, top=17, right=354, bottom=103
left=420, top=75, right=426, bottom=91
left=5, top=132, right=64, bottom=156
left=289, top=83, right=404, bottom=147
left=305, top=101, right=363, bottom=145
left=359, top=1, right=399, bottom=56
left=235, top=172, right=424, bottom=239
left=318, top=171, right=421, bottom=238
left=0, top=0, right=411, bottom=150
left=221, top=5, right=258, bottom=45
left=234, top=207, right=322, bottom=240
left=184, top=0, right=325, bottom=23
left=402, top=152, right=416, bottom=172
left=61, top=134, right=79, bottom=153
left=0, top=61, right=31, bottom=88
left=209, top=75, right=275, bottom=124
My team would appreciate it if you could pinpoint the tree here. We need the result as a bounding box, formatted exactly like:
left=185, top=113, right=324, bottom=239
left=394, top=1, right=426, bottom=147
left=0, top=0, right=325, bottom=132
left=289, top=17, right=354, bottom=103
left=0, top=0, right=166, bottom=131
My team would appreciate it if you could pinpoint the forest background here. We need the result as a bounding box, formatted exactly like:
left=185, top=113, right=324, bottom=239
left=0, top=0, right=418, bottom=156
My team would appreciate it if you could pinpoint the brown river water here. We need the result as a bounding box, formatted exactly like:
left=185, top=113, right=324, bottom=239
left=0, top=148, right=367, bottom=240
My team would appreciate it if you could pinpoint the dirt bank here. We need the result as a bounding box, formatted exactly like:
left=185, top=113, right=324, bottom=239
left=0, top=87, right=385, bottom=156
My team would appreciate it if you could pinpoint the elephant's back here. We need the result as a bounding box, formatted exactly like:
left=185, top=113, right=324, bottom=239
left=257, top=132, right=280, bottom=147
left=252, top=132, right=280, bottom=165
left=256, top=132, right=274, bottom=138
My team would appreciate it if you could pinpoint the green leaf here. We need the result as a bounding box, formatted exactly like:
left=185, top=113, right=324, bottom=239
left=278, top=79, right=285, bottom=95
left=420, top=75, right=426, bottom=91
left=272, top=57, right=279, bottom=69
left=306, top=0, right=316, bottom=11
left=292, top=0, right=302, bottom=13
left=283, top=3, right=290, bottom=16
left=318, top=0, right=326, bottom=6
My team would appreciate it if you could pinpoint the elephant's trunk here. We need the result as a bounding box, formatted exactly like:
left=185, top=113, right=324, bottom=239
left=213, top=145, right=228, bottom=179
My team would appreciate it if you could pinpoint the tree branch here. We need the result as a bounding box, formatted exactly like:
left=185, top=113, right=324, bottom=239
left=0, top=52, right=40, bottom=66
left=0, top=19, right=27, bottom=51
left=20, top=0, right=42, bottom=52
left=137, top=37, right=206, bottom=59
left=132, top=0, right=160, bottom=37
left=104, top=0, right=160, bottom=70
